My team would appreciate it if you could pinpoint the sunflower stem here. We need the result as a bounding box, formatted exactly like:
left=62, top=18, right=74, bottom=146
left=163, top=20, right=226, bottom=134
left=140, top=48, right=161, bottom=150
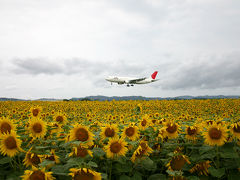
left=10, top=158, right=15, bottom=170
left=216, top=146, right=220, bottom=169
left=10, top=158, right=16, bottom=171
left=109, top=160, right=113, bottom=180
left=17, top=154, right=23, bottom=171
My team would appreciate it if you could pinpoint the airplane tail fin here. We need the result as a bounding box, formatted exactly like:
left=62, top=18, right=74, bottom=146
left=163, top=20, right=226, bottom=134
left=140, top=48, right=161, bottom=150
left=151, top=71, right=158, bottom=79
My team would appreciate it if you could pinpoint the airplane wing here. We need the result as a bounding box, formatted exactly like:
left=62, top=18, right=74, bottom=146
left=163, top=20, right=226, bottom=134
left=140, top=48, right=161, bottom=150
left=128, top=77, right=147, bottom=84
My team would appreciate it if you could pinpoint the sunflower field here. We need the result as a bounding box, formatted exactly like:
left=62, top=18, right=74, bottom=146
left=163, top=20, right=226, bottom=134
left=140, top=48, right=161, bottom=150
left=0, top=99, right=240, bottom=180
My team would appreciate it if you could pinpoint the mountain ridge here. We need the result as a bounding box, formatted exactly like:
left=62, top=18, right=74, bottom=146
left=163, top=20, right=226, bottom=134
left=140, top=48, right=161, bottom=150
left=0, top=95, right=239, bottom=101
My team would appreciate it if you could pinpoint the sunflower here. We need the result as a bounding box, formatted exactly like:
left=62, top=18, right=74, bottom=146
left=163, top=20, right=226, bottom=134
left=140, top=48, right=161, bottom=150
left=112, top=116, right=117, bottom=121
left=152, top=143, right=161, bottom=151
left=164, top=121, right=181, bottom=139
left=69, top=168, right=101, bottom=180
left=100, top=124, right=118, bottom=139
left=105, top=137, right=128, bottom=159
left=50, top=122, right=64, bottom=135
left=23, top=148, right=42, bottom=167
left=69, top=144, right=93, bottom=158
left=151, top=119, right=158, bottom=125
left=136, top=103, right=142, bottom=113
left=185, top=125, right=200, bottom=141
left=86, top=112, right=91, bottom=118
left=189, top=160, right=211, bottom=176
left=158, top=127, right=167, bottom=140
left=139, top=115, right=151, bottom=130
left=167, top=154, right=191, bottom=171
left=21, top=166, right=55, bottom=180
left=0, top=131, right=22, bottom=157
left=107, top=114, right=112, bottom=121
left=230, top=122, right=240, bottom=139
left=28, top=118, right=47, bottom=139
left=202, top=122, right=228, bottom=146
left=122, top=124, right=139, bottom=141
left=0, top=117, right=16, bottom=135
left=154, top=112, right=160, bottom=119
left=53, top=112, right=67, bottom=125
left=30, top=106, right=42, bottom=118
left=131, top=140, right=153, bottom=162
left=203, top=120, right=214, bottom=127
left=120, top=115, right=124, bottom=121
left=69, top=124, right=94, bottom=146
left=44, top=149, right=60, bottom=164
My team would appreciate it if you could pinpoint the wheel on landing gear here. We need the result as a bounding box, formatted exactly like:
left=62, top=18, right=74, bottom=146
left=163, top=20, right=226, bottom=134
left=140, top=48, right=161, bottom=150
left=131, top=84, right=134, bottom=86
left=127, top=84, right=130, bottom=87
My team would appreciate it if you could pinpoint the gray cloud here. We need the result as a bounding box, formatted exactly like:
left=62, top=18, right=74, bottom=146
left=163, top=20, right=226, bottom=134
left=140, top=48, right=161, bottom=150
left=10, top=52, right=240, bottom=90
left=11, top=57, right=148, bottom=77
left=10, top=57, right=152, bottom=89
left=12, top=58, right=64, bottom=75
left=161, top=52, right=240, bottom=89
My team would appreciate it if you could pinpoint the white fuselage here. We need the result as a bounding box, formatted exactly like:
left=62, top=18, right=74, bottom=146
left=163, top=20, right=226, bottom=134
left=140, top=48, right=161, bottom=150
left=135, top=78, right=158, bottom=84
left=105, top=76, right=158, bottom=85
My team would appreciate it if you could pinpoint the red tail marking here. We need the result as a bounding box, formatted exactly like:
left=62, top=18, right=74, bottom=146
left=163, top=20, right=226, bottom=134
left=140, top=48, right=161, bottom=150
left=151, top=71, right=158, bottom=79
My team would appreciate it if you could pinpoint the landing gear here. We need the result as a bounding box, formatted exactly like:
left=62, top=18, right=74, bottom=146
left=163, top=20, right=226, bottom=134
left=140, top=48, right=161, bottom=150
left=127, top=84, right=130, bottom=87
left=127, top=84, right=134, bottom=87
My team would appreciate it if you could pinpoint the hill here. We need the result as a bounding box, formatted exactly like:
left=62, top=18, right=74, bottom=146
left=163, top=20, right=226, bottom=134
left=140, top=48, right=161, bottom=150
left=0, top=97, right=26, bottom=101
left=70, top=95, right=240, bottom=101
left=0, top=95, right=239, bottom=101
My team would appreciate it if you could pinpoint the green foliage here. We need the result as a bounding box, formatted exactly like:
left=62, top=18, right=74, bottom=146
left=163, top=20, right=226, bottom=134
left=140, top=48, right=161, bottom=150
left=0, top=157, right=11, bottom=165
left=208, top=167, right=225, bottom=178
left=1, top=99, right=240, bottom=179
left=148, top=174, right=166, bottom=180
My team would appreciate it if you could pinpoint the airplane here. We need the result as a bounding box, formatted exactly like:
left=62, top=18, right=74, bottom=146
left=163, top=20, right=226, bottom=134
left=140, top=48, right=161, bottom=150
left=105, top=71, right=159, bottom=87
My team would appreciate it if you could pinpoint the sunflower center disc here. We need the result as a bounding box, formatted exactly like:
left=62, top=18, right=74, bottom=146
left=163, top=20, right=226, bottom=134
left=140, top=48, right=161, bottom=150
left=140, top=142, right=147, bottom=150
left=29, top=170, right=45, bottom=180
left=187, top=127, right=196, bottom=135
left=75, top=128, right=89, bottom=141
left=1, top=122, right=11, bottom=134
left=166, top=124, right=177, bottom=133
left=32, top=109, right=39, bottom=117
left=126, top=127, right=135, bottom=137
left=74, top=172, right=94, bottom=180
left=5, top=136, right=17, bottom=149
left=209, top=128, right=222, bottom=140
left=141, top=119, right=147, bottom=126
left=170, top=156, right=186, bottom=171
left=77, top=147, right=88, bottom=157
left=56, top=116, right=64, bottom=123
left=105, top=128, right=115, bottom=137
left=27, top=153, right=40, bottom=166
left=110, top=142, right=121, bottom=153
left=33, top=123, right=43, bottom=133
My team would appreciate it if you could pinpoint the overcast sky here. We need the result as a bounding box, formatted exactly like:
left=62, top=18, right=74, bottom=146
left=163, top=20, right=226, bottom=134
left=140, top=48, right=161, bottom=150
left=0, top=0, right=240, bottom=99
